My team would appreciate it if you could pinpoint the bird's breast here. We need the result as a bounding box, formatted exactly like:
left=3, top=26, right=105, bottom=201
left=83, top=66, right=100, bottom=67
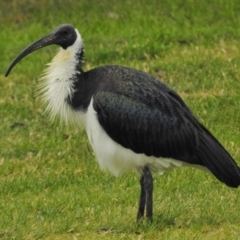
left=38, top=48, right=84, bottom=125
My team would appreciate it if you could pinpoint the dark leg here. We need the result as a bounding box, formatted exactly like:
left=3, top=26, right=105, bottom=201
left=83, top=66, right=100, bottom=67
left=137, top=174, right=146, bottom=221
left=144, top=167, right=153, bottom=222
left=136, top=166, right=153, bottom=222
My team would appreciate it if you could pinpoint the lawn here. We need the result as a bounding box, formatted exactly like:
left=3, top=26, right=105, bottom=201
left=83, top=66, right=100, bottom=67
left=1, top=0, right=240, bottom=239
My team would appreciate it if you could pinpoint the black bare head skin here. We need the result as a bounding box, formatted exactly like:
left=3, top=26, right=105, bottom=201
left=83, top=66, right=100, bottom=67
left=5, top=24, right=77, bottom=77
left=52, top=24, right=77, bottom=49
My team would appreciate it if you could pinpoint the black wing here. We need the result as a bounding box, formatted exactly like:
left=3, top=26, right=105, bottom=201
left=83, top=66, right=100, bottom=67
left=91, top=65, right=240, bottom=187
left=92, top=66, right=200, bottom=164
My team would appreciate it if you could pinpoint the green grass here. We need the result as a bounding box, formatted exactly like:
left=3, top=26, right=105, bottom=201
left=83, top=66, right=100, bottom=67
left=1, top=0, right=240, bottom=239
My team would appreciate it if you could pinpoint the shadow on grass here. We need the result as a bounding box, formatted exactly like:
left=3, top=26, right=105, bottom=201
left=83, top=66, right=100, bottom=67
left=153, top=211, right=225, bottom=231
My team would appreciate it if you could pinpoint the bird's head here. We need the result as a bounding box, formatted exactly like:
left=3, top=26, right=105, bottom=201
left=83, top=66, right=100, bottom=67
left=5, top=24, right=79, bottom=77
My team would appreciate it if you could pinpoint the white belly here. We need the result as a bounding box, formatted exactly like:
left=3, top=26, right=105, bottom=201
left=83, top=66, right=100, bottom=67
left=84, top=99, right=184, bottom=176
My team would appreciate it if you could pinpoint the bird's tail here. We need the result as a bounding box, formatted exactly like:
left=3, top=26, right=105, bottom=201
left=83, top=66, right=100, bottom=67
left=197, top=129, right=240, bottom=188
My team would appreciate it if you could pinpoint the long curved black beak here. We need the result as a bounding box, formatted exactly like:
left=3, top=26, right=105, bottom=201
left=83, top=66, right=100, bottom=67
left=5, top=33, right=57, bottom=77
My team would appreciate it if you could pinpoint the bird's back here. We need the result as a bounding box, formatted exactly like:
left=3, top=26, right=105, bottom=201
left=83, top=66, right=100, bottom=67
left=80, top=65, right=240, bottom=187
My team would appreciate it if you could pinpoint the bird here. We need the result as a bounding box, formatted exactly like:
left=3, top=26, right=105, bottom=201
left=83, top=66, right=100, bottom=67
left=5, top=23, right=240, bottom=222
